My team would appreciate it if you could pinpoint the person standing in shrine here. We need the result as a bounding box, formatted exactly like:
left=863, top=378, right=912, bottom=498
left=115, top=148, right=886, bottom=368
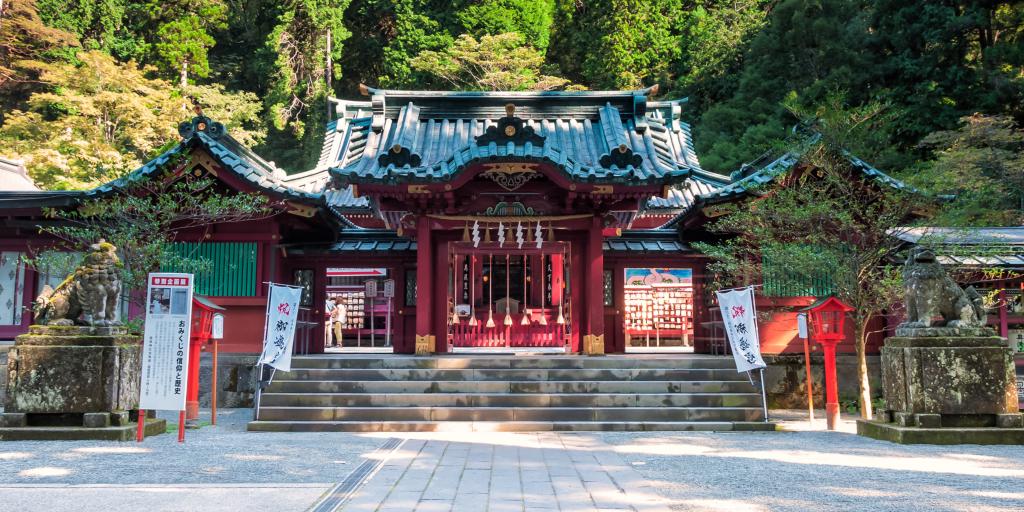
left=325, top=296, right=337, bottom=348
left=332, top=297, right=347, bottom=347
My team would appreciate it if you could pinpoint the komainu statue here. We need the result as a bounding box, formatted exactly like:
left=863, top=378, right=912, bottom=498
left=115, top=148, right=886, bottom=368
left=898, top=247, right=986, bottom=331
left=34, top=240, right=123, bottom=326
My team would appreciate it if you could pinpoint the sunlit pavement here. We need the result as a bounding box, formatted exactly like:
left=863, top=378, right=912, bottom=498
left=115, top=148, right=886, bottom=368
left=1, top=408, right=1024, bottom=511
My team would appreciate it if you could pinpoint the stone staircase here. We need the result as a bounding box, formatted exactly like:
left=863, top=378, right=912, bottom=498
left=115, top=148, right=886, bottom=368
left=247, top=355, right=774, bottom=432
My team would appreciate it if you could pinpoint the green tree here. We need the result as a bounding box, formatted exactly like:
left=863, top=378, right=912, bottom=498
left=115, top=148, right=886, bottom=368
left=910, top=114, right=1024, bottom=226
left=263, top=0, right=350, bottom=170
left=697, top=97, right=928, bottom=420
left=0, top=51, right=264, bottom=189
left=0, top=0, right=78, bottom=95
left=35, top=0, right=142, bottom=59
left=695, top=0, right=878, bottom=173
left=456, top=0, right=555, bottom=52
left=150, top=0, right=228, bottom=86
left=411, top=32, right=573, bottom=91
left=37, top=175, right=277, bottom=307
left=673, top=1, right=771, bottom=103
left=550, top=0, right=682, bottom=89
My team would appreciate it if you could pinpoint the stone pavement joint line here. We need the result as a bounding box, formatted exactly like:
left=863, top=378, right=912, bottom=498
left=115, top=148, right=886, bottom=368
left=339, top=433, right=671, bottom=512
left=311, top=437, right=405, bottom=512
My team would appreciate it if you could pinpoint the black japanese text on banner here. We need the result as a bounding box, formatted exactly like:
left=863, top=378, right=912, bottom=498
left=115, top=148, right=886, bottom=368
left=716, top=286, right=767, bottom=373
left=139, top=273, right=194, bottom=411
left=258, top=284, right=303, bottom=372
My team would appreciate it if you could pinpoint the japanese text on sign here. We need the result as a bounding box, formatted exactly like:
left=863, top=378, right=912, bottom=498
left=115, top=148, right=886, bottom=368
left=716, top=286, right=767, bottom=373
left=139, top=273, right=194, bottom=411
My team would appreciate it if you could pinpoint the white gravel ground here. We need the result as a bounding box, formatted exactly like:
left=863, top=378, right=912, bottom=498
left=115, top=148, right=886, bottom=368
left=598, top=410, right=1024, bottom=512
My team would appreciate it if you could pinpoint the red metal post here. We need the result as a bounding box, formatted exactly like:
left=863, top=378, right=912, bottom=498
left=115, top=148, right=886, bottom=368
left=135, top=409, right=146, bottom=442
left=177, top=410, right=186, bottom=443
left=821, top=339, right=840, bottom=430
left=185, top=337, right=201, bottom=421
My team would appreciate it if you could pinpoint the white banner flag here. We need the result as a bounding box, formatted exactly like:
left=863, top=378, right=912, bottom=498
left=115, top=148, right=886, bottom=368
left=257, top=284, right=303, bottom=371
left=716, top=286, right=767, bottom=373
left=139, top=273, right=194, bottom=411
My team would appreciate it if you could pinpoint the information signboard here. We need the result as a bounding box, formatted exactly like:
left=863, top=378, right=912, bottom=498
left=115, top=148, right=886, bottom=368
left=139, top=273, right=194, bottom=412
left=383, top=279, right=395, bottom=299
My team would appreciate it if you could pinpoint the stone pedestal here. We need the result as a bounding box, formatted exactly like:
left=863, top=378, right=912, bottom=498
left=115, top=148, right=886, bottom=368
left=1, top=325, right=166, bottom=440
left=857, top=331, right=1024, bottom=444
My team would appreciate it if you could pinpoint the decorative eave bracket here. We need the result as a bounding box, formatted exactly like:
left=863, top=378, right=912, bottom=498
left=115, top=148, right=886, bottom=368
left=475, top=104, right=545, bottom=147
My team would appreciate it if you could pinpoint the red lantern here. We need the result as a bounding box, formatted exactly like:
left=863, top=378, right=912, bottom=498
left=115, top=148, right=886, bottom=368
left=801, top=296, right=855, bottom=430
left=185, top=295, right=224, bottom=423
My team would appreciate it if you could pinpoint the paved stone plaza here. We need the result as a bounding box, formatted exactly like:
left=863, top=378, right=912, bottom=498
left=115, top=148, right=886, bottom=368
left=1, top=409, right=1024, bottom=511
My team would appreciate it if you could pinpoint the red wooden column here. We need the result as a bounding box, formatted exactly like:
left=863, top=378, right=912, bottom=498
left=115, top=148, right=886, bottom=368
left=585, top=215, right=605, bottom=355
left=415, top=215, right=435, bottom=354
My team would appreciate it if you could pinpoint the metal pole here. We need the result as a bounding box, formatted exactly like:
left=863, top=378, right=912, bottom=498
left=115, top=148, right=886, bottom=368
left=759, top=368, right=769, bottom=423
left=135, top=409, right=146, bottom=442
left=253, top=363, right=264, bottom=421
left=212, top=339, right=218, bottom=426
left=803, top=335, right=814, bottom=425
left=177, top=410, right=186, bottom=443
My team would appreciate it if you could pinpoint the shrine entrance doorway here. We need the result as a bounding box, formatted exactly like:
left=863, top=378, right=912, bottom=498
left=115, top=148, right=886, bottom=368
left=447, top=241, right=571, bottom=351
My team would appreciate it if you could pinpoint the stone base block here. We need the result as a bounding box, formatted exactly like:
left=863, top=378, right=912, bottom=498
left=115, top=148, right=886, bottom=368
left=997, top=413, right=1024, bottom=428
left=110, top=411, right=130, bottom=426
left=0, top=413, right=27, bottom=427
left=83, top=412, right=110, bottom=428
left=916, top=413, right=941, bottom=428
left=0, top=418, right=167, bottom=441
left=857, top=419, right=1024, bottom=445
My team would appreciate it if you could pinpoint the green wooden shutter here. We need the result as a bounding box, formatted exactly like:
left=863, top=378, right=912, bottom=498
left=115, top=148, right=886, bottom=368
left=163, top=242, right=258, bottom=296
left=762, top=250, right=836, bottom=297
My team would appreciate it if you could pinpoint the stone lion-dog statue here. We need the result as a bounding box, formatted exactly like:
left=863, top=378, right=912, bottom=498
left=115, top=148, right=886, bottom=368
left=898, top=247, right=986, bottom=330
left=34, top=240, right=123, bottom=326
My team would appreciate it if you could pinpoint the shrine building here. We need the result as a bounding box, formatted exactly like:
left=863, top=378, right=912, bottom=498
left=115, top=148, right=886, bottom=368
left=1, top=86, right=994, bottom=361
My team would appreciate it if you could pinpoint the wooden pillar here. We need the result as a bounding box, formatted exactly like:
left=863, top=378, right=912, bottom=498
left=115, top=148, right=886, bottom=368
left=999, top=285, right=1009, bottom=338
left=584, top=215, right=605, bottom=355
left=415, top=216, right=435, bottom=355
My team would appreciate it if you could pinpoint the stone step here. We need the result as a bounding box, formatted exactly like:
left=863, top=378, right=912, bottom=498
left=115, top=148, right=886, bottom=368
left=247, top=420, right=776, bottom=432
left=255, top=406, right=764, bottom=422
left=259, top=392, right=764, bottom=408
left=265, top=379, right=760, bottom=394
left=288, top=356, right=738, bottom=370
left=275, top=368, right=750, bottom=382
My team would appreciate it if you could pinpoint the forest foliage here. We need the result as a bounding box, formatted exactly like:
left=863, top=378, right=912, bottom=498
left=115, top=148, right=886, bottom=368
left=0, top=0, right=1022, bottom=225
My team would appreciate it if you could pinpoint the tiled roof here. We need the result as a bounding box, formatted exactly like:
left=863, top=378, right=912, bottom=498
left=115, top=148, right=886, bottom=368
left=644, top=169, right=731, bottom=213
left=82, top=116, right=370, bottom=212
left=603, top=230, right=692, bottom=252
left=697, top=149, right=923, bottom=205
left=325, top=87, right=705, bottom=186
